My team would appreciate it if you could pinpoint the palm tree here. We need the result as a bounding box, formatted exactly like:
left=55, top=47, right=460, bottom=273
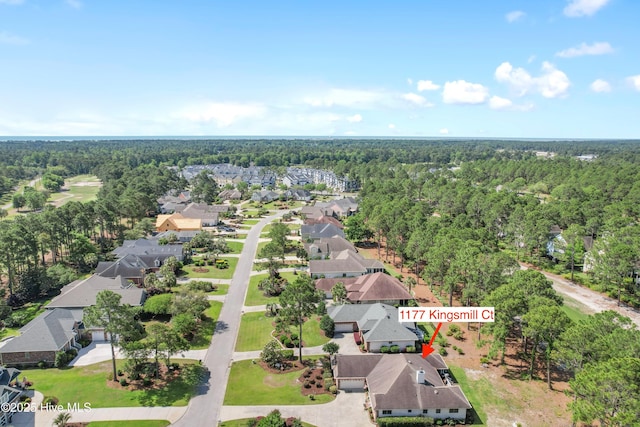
left=53, top=411, right=71, bottom=427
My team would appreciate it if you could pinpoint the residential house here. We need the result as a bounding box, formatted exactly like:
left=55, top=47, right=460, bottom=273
left=156, top=213, right=202, bottom=232
left=303, top=215, right=344, bottom=230
left=113, top=239, right=185, bottom=262
left=333, top=353, right=472, bottom=422
left=314, top=197, right=358, bottom=218
left=218, top=189, right=242, bottom=201
left=157, top=190, right=191, bottom=214
left=251, top=190, right=279, bottom=203
left=283, top=188, right=312, bottom=202
left=309, top=249, right=384, bottom=278
left=316, top=272, right=412, bottom=305
left=153, top=230, right=200, bottom=243
left=328, top=303, right=418, bottom=352
left=300, top=223, right=345, bottom=241
left=0, top=308, right=84, bottom=366
left=305, top=236, right=355, bottom=260
left=0, top=367, right=22, bottom=426
left=300, top=206, right=332, bottom=221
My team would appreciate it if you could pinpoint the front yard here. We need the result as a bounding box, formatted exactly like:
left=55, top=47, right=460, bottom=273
left=223, top=359, right=334, bottom=406
left=245, top=271, right=299, bottom=306
left=23, top=359, right=204, bottom=408
left=182, top=257, right=237, bottom=280
left=191, top=300, right=222, bottom=349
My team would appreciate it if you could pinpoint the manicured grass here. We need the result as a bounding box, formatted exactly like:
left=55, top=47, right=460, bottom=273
left=561, top=295, right=590, bottom=323
left=298, top=316, right=331, bottom=347
left=176, top=282, right=229, bottom=296
left=235, top=312, right=275, bottom=352
left=221, top=418, right=315, bottom=427
left=48, top=174, right=102, bottom=205
left=448, top=366, right=487, bottom=425
left=23, top=360, right=204, bottom=408
left=242, top=219, right=260, bottom=225
left=182, top=257, right=237, bottom=279
left=0, top=327, right=19, bottom=340
left=226, top=241, right=244, bottom=254
left=245, top=271, right=299, bottom=306
left=191, top=301, right=223, bottom=349
left=88, top=421, right=170, bottom=427
left=224, top=359, right=334, bottom=405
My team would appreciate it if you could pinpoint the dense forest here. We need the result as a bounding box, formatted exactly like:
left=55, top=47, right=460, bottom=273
left=1, top=138, right=639, bottom=425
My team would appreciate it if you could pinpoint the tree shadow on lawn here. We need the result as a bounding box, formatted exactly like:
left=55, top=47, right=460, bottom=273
left=136, top=364, right=208, bottom=407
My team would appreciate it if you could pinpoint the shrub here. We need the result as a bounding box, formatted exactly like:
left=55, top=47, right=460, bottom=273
left=37, top=361, right=48, bottom=369
left=130, top=371, right=141, bottom=381
left=456, top=347, right=465, bottom=355
left=119, top=378, right=128, bottom=386
left=309, top=379, right=315, bottom=385
left=290, top=333, right=298, bottom=341
left=42, top=396, right=59, bottom=406
left=377, top=417, right=435, bottom=426
left=390, top=345, right=400, bottom=353
left=329, top=385, right=337, bottom=394
left=439, top=347, right=448, bottom=356
left=316, top=382, right=322, bottom=388
left=304, top=380, right=311, bottom=389
left=303, top=369, right=312, bottom=378
left=142, top=377, right=152, bottom=387
left=315, top=374, right=323, bottom=380
left=281, top=350, right=294, bottom=360
left=319, top=315, right=335, bottom=338
left=405, top=346, right=416, bottom=353
left=324, top=379, right=334, bottom=390
left=380, top=346, right=390, bottom=353
left=117, top=369, right=123, bottom=376
left=185, top=280, right=214, bottom=292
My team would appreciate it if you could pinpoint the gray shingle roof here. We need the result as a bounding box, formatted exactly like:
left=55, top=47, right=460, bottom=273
left=47, top=275, right=145, bottom=309
left=0, top=309, right=83, bottom=353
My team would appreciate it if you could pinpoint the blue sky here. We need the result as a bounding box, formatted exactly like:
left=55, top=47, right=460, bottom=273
left=1, top=0, right=638, bottom=138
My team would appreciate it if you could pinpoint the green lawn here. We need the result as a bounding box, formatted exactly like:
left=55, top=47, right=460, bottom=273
left=561, top=295, right=590, bottom=323
left=241, top=219, right=260, bottom=225
left=221, top=418, right=315, bottom=427
left=48, top=174, right=102, bottom=205
left=191, top=301, right=223, bottom=349
left=176, top=282, right=228, bottom=296
left=182, top=257, right=237, bottom=279
left=245, top=271, right=299, bottom=306
left=298, top=316, right=331, bottom=347
left=224, top=359, right=334, bottom=405
left=226, top=241, right=244, bottom=254
left=235, top=312, right=275, bottom=352
left=88, top=421, right=170, bottom=427
left=448, top=366, right=487, bottom=425
left=23, top=360, right=204, bottom=408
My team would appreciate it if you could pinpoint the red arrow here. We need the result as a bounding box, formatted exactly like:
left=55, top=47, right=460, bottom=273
left=421, top=322, right=443, bottom=359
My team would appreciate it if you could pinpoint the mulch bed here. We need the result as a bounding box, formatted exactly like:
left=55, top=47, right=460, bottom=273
left=106, top=363, right=182, bottom=391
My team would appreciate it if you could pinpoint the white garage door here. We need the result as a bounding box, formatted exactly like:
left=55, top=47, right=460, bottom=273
left=338, top=378, right=365, bottom=390
left=91, top=331, right=107, bottom=342
left=335, top=322, right=354, bottom=333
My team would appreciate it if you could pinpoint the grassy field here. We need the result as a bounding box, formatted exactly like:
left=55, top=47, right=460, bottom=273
left=245, top=271, right=299, bottom=306
left=23, top=360, right=204, bottom=408
left=224, top=359, right=334, bottom=405
left=182, top=257, right=237, bottom=280
left=191, top=301, right=223, bottom=349
left=235, top=312, right=275, bottom=352
left=298, top=316, right=331, bottom=347
left=48, top=174, right=102, bottom=205
left=88, top=421, right=170, bottom=427
left=226, top=241, right=244, bottom=254
left=561, top=295, right=590, bottom=323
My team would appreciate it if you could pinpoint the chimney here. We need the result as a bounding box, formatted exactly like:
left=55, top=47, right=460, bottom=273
left=416, top=368, right=425, bottom=384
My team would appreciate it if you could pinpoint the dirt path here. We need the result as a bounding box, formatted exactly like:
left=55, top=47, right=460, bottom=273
left=519, top=263, right=640, bottom=328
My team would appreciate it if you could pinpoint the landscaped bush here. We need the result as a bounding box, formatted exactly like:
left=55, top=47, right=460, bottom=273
left=320, top=315, right=335, bottom=338
left=185, top=280, right=215, bottom=292
left=119, top=378, right=128, bottom=386
left=329, top=385, right=337, bottom=394
left=377, top=416, right=435, bottom=426
left=439, top=347, right=448, bottom=356
left=42, top=396, right=59, bottom=406
left=405, top=346, right=416, bottom=353
left=281, top=350, right=294, bottom=360
left=142, top=377, right=153, bottom=386
left=324, top=379, right=334, bottom=390
left=390, top=345, right=400, bottom=353
left=380, top=346, right=390, bottom=353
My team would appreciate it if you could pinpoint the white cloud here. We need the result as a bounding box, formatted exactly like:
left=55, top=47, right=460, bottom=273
left=346, top=113, right=362, bottom=123
left=303, top=88, right=386, bottom=109
left=556, top=42, right=614, bottom=58
left=439, top=128, right=449, bottom=135
left=65, top=0, right=82, bottom=8
left=402, top=92, right=431, bottom=106
left=495, top=61, right=570, bottom=98
left=538, top=62, right=571, bottom=98
left=590, top=79, right=611, bottom=93
left=0, top=31, right=29, bottom=45
left=417, top=80, right=440, bottom=91
left=489, top=96, right=513, bottom=110
left=628, top=75, right=640, bottom=91
left=388, top=124, right=396, bottom=129
left=177, top=101, right=266, bottom=127
left=442, top=80, right=489, bottom=105
left=506, top=10, right=525, bottom=23
left=564, top=0, right=611, bottom=17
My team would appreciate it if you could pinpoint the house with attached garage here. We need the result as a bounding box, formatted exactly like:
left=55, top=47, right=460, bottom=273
left=0, top=366, right=22, bottom=426
left=300, top=223, right=345, bottom=241
left=333, top=353, right=472, bottom=422
left=113, top=238, right=185, bottom=263
left=315, top=272, right=412, bottom=305
left=309, top=249, right=384, bottom=279
left=328, top=303, right=419, bottom=353
left=304, top=235, right=355, bottom=260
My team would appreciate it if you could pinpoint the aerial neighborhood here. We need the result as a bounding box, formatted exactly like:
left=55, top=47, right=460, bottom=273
left=0, top=139, right=639, bottom=427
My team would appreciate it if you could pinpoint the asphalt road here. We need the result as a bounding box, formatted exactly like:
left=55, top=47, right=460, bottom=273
left=171, top=211, right=285, bottom=427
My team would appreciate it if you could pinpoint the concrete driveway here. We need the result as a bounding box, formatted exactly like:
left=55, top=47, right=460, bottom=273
left=70, top=342, right=207, bottom=367
left=331, top=332, right=360, bottom=355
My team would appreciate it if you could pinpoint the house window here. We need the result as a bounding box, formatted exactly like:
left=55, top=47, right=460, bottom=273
left=449, top=409, right=459, bottom=414
left=422, top=410, right=429, bottom=414
left=382, top=410, right=392, bottom=415
left=435, top=409, right=441, bottom=414
left=408, top=410, right=412, bottom=413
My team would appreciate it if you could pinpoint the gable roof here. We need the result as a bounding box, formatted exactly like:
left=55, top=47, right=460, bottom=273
left=95, top=254, right=150, bottom=279
left=363, top=317, right=419, bottom=342
left=304, top=236, right=355, bottom=258
left=301, top=223, right=345, bottom=240
left=304, top=215, right=344, bottom=229
left=47, top=275, right=146, bottom=309
left=112, top=239, right=184, bottom=259
left=346, top=272, right=412, bottom=302
left=0, top=308, right=83, bottom=353
left=309, top=249, right=384, bottom=276
left=334, top=354, right=472, bottom=412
